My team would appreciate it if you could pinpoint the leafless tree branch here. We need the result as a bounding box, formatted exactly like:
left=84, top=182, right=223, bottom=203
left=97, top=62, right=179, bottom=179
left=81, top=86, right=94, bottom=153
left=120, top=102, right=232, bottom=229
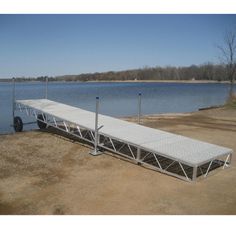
left=218, top=29, right=236, bottom=84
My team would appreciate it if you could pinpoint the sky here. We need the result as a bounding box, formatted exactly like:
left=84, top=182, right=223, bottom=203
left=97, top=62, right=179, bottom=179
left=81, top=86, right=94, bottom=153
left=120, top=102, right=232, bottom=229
left=0, top=14, right=236, bottom=78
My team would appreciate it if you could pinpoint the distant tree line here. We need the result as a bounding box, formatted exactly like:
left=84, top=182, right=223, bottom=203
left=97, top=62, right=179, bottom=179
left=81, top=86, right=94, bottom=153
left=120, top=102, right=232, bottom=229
left=0, top=63, right=233, bottom=83
left=54, top=63, right=232, bottom=82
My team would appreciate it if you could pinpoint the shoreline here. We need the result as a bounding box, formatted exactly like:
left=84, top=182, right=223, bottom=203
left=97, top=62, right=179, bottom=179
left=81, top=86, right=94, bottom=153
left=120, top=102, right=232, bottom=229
left=0, top=79, right=232, bottom=84
left=86, top=79, right=229, bottom=84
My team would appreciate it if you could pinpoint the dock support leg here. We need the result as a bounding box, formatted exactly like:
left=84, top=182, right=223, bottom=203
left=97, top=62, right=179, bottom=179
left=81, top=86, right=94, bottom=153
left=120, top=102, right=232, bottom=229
left=223, top=153, right=232, bottom=169
left=229, top=153, right=232, bottom=165
left=137, top=148, right=141, bottom=164
left=192, top=166, right=197, bottom=181
left=90, top=97, right=102, bottom=156
left=45, top=76, right=48, bottom=99
left=12, top=77, right=16, bottom=129
left=44, top=77, right=49, bottom=125
left=138, top=93, right=142, bottom=124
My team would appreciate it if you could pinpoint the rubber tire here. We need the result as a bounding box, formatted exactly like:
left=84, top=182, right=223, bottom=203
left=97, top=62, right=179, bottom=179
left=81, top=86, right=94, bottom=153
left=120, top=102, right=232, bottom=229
left=14, top=116, right=23, bottom=132
left=37, top=114, right=47, bottom=129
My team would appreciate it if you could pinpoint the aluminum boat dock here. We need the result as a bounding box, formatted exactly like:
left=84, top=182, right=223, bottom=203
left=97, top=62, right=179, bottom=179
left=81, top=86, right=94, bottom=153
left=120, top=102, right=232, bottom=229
left=13, top=98, right=233, bottom=182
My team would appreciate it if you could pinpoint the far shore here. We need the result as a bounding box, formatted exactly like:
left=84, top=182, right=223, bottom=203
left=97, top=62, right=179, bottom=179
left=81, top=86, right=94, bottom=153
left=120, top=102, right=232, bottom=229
left=0, top=79, right=232, bottom=84
left=86, top=79, right=230, bottom=84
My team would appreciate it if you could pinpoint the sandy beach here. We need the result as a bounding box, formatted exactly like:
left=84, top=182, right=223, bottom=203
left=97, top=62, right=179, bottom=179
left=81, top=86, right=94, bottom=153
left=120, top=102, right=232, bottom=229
left=0, top=106, right=236, bottom=215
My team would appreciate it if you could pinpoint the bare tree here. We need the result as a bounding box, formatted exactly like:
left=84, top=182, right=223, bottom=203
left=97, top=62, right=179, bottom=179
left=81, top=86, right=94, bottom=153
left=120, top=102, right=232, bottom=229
left=218, top=30, right=236, bottom=85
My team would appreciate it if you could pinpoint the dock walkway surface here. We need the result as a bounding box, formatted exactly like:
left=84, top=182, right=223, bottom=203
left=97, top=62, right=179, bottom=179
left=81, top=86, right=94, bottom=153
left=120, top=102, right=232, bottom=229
left=15, top=99, right=233, bottom=181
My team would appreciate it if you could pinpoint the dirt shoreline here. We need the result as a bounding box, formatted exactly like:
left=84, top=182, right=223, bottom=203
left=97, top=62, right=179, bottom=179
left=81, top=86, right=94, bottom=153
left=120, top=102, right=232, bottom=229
left=0, top=107, right=236, bottom=214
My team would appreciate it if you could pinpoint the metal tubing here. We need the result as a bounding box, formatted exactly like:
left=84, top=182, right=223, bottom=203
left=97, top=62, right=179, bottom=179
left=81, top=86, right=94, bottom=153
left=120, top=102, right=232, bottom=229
left=204, top=160, right=213, bottom=177
left=229, top=153, right=232, bottom=165
left=153, top=153, right=162, bottom=170
left=223, top=154, right=231, bottom=169
left=12, top=77, right=16, bottom=128
left=165, top=160, right=176, bottom=171
left=90, top=97, right=101, bottom=155
left=44, top=77, right=49, bottom=125
left=53, top=117, right=58, bottom=127
left=63, top=121, right=68, bottom=132
left=109, top=137, right=116, bottom=151
left=90, top=130, right=95, bottom=140
left=94, top=97, right=99, bottom=152
left=179, top=162, right=190, bottom=181
left=199, top=166, right=204, bottom=175
left=33, top=110, right=37, bottom=119
left=77, top=126, right=82, bottom=137
left=45, top=77, right=48, bottom=99
left=128, top=144, right=135, bottom=159
left=117, top=143, right=126, bottom=152
left=137, top=148, right=141, bottom=160
left=192, top=166, right=198, bottom=181
left=142, top=152, right=151, bottom=161
left=138, top=93, right=141, bottom=124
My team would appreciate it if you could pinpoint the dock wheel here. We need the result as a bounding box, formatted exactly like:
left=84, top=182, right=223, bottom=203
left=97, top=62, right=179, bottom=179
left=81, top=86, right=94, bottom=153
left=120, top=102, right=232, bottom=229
left=37, top=114, right=47, bottom=129
left=14, top=116, right=23, bottom=132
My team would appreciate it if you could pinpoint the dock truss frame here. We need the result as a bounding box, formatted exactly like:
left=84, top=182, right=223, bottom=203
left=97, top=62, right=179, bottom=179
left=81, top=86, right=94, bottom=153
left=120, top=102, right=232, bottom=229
left=14, top=100, right=232, bottom=182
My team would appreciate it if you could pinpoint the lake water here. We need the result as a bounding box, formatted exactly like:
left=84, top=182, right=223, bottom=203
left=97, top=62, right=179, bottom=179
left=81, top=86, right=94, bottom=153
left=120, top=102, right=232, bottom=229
left=0, top=81, right=235, bottom=134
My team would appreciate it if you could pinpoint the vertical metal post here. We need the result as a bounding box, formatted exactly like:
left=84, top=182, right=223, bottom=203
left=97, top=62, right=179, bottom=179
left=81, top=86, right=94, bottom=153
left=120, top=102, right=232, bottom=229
left=90, top=97, right=101, bottom=156
left=138, top=92, right=142, bottom=124
left=94, top=97, right=99, bottom=153
left=12, top=77, right=16, bottom=127
left=137, top=148, right=141, bottom=159
left=137, top=148, right=141, bottom=165
left=45, top=77, right=48, bottom=99
left=44, top=77, right=49, bottom=124
left=229, top=153, right=232, bottom=165
left=192, top=166, right=198, bottom=181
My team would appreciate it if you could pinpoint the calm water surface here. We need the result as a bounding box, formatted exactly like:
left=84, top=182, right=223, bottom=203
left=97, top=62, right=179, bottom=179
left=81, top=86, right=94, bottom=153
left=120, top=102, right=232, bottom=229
left=0, top=82, right=235, bottom=134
